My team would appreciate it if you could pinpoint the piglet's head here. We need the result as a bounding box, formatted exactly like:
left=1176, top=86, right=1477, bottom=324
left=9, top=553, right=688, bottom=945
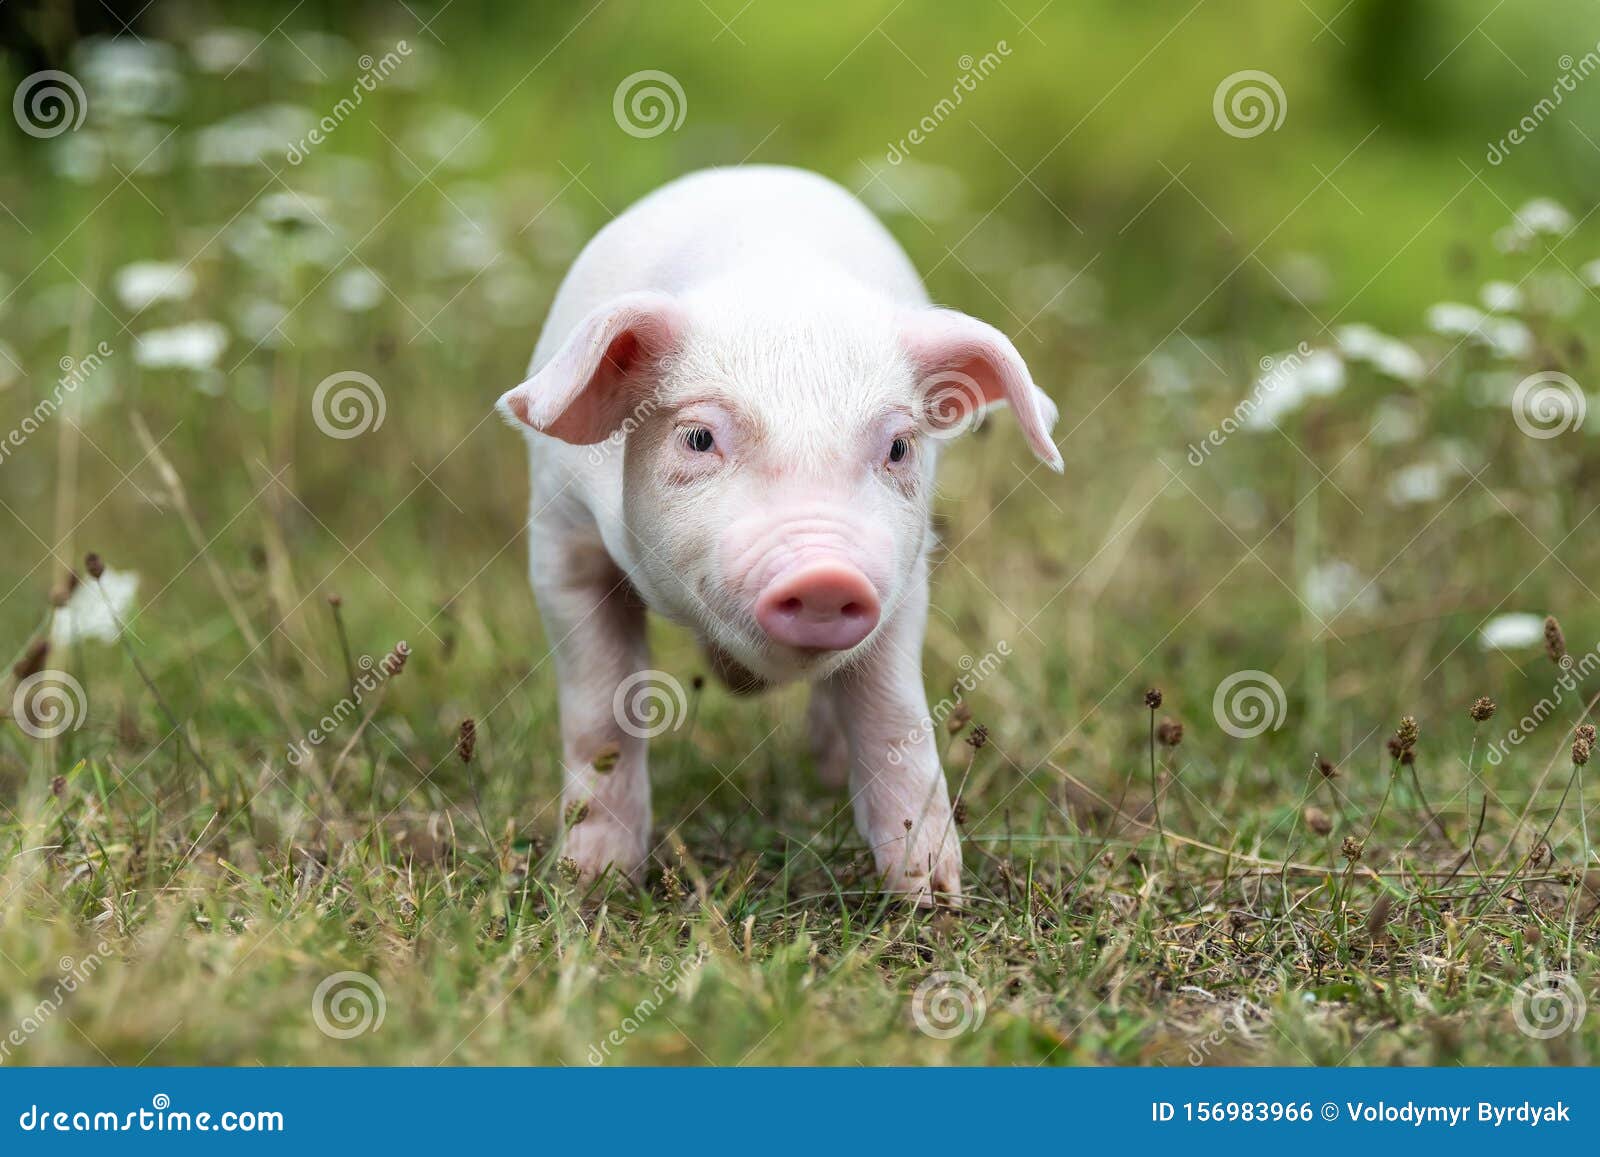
left=498, top=290, right=1061, bottom=681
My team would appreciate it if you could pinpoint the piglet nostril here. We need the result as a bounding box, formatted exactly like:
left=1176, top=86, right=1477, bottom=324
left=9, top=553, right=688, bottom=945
left=754, top=562, right=881, bottom=652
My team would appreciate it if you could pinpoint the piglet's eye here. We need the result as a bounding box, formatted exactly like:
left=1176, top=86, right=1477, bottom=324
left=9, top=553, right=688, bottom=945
left=888, top=437, right=910, bottom=464
left=683, top=427, right=715, bottom=453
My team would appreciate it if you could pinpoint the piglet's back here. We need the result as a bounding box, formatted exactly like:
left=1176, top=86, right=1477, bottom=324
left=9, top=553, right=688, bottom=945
left=530, top=165, right=926, bottom=370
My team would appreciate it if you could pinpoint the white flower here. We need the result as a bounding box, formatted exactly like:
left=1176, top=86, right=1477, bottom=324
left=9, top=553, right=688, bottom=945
left=1373, top=341, right=1426, bottom=382
left=1481, top=317, right=1533, bottom=359
left=134, top=321, right=229, bottom=370
left=114, top=262, right=196, bottom=311
left=1425, top=302, right=1486, bottom=336
left=1479, top=280, right=1522, bottom=313
left=1144, top=351, right=1194, bottom=398
left=1337, top=326, right=1427, bottom=384
left=1580, top=259, right=1600, bottom=288
left=332, top=268, right=384, bottom=312
left=1423, top=302, right=1532, bottom=359
left=1515, top=197, right=1573, bottom=236
left=257, top=190, right=331, bottom=230
left=1494, top=199, right=1575, bottom=253
left=227, top=192, right=342, bottom=272
left=76, top=37, right=183, bottom=118
left=232, top=298, right=289, bottom=346
left=190, top=27, right=261, bottom=74
left=52, top=568, right=139, bottom=647
left=49, top=131, right=106, bottom=184
left=1303, top=560, right=1377, bottom=618
left=1386, top=461, right=1450, bottom=505
left=1526, top=271, right=1583, bottom=319
left=1336, top=324, right=1425, bottom=382
left=1334, top=324, right=1384, bottom=360
left=194, top=104, right=316, bottom=167
left=406, top=106, right=490, bottom=171
left=1222, top=487, right=1266, bottom=530
left=1274, top=252, right=1332, bottom=305
left=1479, top=613, right=1546, bottom=651
left=1243, top=349, right=1345, bottom=430
left=1494, top=225, right=1532, bottom=255
left=1369, top=396, right=1420, bottom=445
left=430, top=221, right=500, bottom=275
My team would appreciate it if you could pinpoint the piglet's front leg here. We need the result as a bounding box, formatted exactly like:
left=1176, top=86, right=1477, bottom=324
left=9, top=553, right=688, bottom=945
left=828, top=584, right=962, bottom=906
left=533, top=533, right=654, bottom=888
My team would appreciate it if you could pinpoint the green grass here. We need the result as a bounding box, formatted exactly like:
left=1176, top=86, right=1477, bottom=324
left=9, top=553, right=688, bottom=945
left=1, top=0, right=1599, bottom=1066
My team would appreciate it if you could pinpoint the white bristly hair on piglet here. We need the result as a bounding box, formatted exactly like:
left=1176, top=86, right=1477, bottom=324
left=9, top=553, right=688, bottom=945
left=496, top=164, right=1062, bottom=905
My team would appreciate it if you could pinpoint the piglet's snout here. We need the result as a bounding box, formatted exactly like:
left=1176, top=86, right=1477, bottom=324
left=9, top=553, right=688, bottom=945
left=753, top=561, right=880, bottom=651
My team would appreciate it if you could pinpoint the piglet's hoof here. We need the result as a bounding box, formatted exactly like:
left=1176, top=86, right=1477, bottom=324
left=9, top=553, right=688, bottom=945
left=561, top=820, right=648, bottom=892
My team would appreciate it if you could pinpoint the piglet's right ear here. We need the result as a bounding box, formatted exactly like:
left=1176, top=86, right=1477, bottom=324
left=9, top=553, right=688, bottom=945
left=497, top=291, right=685, bottom=445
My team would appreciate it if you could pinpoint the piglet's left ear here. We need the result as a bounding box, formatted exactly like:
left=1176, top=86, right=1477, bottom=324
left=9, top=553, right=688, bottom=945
left=899, top=308, right=1063, bottom=472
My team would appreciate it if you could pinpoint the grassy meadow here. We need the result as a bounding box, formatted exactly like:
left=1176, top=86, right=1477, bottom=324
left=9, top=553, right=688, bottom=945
left=1, top=0, right=1600, bottom=1064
